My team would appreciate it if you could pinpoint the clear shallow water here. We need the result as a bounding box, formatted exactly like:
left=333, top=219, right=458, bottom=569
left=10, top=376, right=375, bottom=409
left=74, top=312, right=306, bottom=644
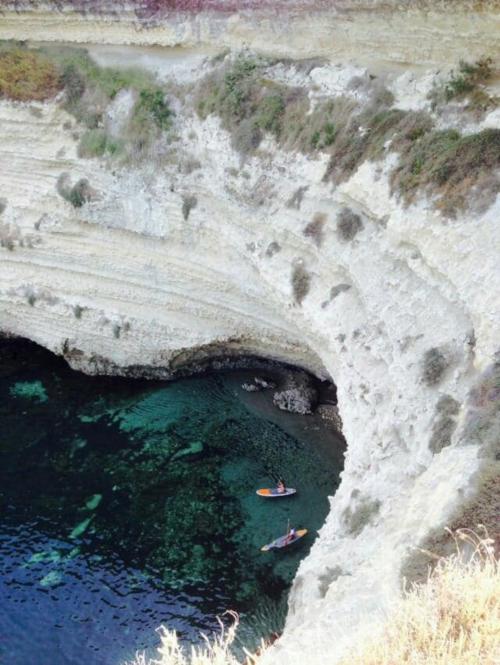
left=0, top=340, right=343, bottom=665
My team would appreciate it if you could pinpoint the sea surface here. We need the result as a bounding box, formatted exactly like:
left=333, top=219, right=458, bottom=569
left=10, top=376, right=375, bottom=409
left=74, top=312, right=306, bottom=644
left=0, top=340, right=343, bottom=665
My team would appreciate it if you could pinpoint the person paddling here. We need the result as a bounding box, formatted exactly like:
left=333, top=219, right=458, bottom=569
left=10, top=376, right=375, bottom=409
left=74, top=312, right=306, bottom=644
left=284, top=526, right=296, bottom=545
left=277, top=479, right=286, bottom=494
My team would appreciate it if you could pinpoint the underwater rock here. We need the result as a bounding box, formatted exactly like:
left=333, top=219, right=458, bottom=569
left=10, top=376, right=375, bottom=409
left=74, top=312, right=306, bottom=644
left=39, top=570, right=63, bottom=588
left=69, top=516, right=93, bottom=539
left=9, top=380, right=48, bottom=403
left=171, top=439, right=204, bottom=461
left=85, top=494, right=102, bottom=511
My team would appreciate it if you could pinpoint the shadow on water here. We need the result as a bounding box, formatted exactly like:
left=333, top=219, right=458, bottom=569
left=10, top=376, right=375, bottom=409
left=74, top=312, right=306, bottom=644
left=0, top=339, right=345, bottom=665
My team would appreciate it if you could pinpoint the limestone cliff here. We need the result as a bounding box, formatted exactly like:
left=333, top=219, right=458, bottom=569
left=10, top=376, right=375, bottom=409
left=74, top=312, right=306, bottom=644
left=0, top=3, right=499, bottom=663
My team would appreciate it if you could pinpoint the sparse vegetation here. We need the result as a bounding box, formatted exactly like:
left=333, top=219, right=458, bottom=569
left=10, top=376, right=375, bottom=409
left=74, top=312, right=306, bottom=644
left=194, top=55, right=496, bottom=216
left=0, top=48, right=61, bottom=101
left=440, top=58, right=493, bottom=101
left=337, top=208, right=363, bottom=242
left=0, top=43, right=174, bottom=163
left=291, top=263, right=311, bottom=305
left=195, top=55, right=307, bottom=155
left=422, top=347, right=449, bottom=387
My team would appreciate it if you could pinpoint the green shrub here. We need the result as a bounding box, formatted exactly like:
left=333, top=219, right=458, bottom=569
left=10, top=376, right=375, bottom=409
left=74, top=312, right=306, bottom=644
left=337, top=208, right=363, bottom=241
left=56, top=173, right=93, bottom=208
left=444, top=58, right=493, bottom=101
left=135, top=88, right=172, bottom=130
left=255, top=92, right=285, bottom=135
left=195, top=57, right=306, bottom=155
left=311, top=121, right=337, bottom=149
left=78, top=129, right=123, bottom=159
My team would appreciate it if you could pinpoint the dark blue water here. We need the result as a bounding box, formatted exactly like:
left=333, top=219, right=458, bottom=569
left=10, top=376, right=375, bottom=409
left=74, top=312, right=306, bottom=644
left=0, top=339, right=343, bottom=665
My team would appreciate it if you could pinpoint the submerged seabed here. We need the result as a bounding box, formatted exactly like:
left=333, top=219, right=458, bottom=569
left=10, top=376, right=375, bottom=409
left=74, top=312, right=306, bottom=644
left=0, top=340, right=343, bottom=665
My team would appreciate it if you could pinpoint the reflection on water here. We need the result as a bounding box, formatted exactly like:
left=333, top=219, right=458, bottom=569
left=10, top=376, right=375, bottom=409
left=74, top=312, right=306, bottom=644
left=0, top=340, right=343, bottom=665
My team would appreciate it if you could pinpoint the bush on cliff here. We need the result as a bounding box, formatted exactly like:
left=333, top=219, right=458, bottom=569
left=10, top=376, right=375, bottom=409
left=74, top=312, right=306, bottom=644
left=0, top=47, right=61, bottom=101
left=195, top=55, right=306, bottom=155
left=391, top=127, right=500, bottom=217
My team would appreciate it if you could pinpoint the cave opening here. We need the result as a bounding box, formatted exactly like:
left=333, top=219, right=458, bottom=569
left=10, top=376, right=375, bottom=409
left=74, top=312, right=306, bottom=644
left=0, top=337, right=345, bottom=664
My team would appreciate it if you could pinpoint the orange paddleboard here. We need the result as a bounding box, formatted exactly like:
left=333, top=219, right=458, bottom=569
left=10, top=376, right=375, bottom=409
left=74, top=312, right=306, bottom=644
left=256, top=488, right=296, bottom=498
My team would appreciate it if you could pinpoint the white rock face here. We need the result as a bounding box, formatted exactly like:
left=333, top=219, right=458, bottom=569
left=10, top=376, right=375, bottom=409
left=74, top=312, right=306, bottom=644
left=0, top=8, right=499, bottom=664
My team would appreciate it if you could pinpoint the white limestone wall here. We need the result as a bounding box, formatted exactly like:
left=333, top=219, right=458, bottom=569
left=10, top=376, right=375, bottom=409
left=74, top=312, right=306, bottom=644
left=0, top=30, right=499, bottom=665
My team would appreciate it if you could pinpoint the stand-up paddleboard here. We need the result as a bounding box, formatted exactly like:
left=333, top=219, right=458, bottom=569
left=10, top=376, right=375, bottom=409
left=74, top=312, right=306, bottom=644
left=261, top=529, right=308, bottom=552
left=256, top=488, right=296, bottom=498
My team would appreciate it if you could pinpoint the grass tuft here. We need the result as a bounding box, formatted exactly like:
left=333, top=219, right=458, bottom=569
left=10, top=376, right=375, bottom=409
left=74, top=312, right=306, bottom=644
left=338, top=529, right=499, bottom=665
left=127, top=611, right=262, bottom=665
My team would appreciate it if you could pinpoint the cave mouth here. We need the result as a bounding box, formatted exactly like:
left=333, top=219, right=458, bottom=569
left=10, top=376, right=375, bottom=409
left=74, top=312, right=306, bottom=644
left=0, top=338, right=345, bottom=664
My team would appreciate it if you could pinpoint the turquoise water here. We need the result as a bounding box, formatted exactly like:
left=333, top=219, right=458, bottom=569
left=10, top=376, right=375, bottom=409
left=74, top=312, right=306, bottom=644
left=0, top=339, right=343, bottom=664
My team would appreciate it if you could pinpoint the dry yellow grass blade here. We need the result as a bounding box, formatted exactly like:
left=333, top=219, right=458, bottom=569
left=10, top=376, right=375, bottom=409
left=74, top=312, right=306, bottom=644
left=127, top=612, right=263, bottom=665
left=338, top=528, right=500, bottom=665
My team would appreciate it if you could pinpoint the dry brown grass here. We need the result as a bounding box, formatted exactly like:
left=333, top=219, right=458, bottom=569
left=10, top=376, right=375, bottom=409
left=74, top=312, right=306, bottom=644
left=127, top=612, right=263, bottom=665
left=339, top=529, right=500, bottom=665
left=0, top=48, right=61, bottom=101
